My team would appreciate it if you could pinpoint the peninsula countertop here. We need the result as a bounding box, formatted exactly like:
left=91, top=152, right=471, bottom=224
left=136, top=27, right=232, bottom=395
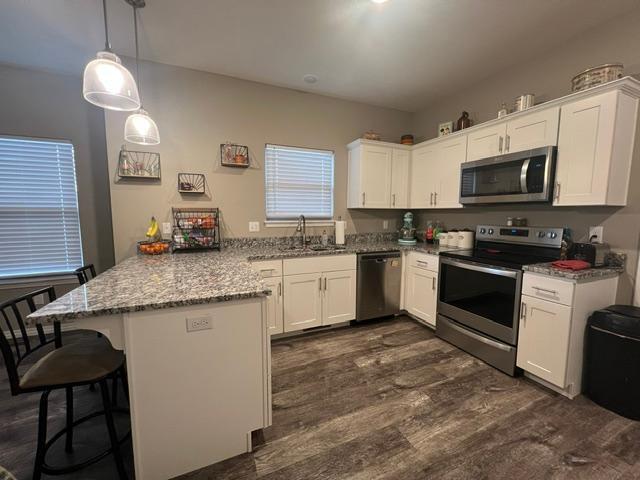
left=28, top=241, right=456, bottom=324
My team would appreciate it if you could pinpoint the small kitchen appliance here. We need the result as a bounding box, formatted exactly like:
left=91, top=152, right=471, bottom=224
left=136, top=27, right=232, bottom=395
left=398, top=212, right=417, bottom=245
left=568, top=242, right=610, bottom=267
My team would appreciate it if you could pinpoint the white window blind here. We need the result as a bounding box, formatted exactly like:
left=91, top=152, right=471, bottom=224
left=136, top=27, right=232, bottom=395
left=0, top=136, right=83, bottom=278
left=265, top=144, right=334, bottom=220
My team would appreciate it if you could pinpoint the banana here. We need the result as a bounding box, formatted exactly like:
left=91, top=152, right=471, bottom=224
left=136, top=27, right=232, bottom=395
left=146, top=216, right=160, bottom=240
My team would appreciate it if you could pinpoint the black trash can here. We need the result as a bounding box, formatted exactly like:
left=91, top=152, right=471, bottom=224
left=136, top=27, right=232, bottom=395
left=586, top=305, right=640, bottom=420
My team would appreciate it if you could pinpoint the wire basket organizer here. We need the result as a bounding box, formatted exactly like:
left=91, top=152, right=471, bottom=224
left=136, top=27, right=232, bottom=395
left=117, top=146, right=161, bottom=179
left=178, top=173, right=206, bottom=194
left=220, top=143, right=249, bottom=168
left=172, top=207, right=220, bottom=252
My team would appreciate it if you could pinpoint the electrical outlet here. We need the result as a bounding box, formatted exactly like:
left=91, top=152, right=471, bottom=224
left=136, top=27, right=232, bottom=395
left=249, top=221, right=260, bottom=232
left=186, top=316, right=213, bottom=332
left=162, top=222, right=172, bottom=235
left=589, top=226, right=604, bottom=243
left=382, top=220, right=389, bottom=230
left=33, top=294, right=45, bottom=306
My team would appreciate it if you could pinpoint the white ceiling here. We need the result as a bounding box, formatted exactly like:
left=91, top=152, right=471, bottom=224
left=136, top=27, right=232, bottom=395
left=0, top=0, right=637, bottom=111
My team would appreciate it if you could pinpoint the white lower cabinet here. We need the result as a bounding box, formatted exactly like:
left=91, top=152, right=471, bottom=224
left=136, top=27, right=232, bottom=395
left=263, top=276, right=284, bottom=335
left=517, top=272, right=618, bottom=398
left=283, top=273, right=323, bottom=331
left=283, top=255, right=357, bottom=333
left=404, top=252, right=438, bottom=328
left=517, top=294, right=571, bottom=388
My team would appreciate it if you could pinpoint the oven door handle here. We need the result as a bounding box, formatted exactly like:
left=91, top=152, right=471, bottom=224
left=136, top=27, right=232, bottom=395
left=442, top=318, right=513, bottom=352
left=440, top=257, right=520, bottom=279
left=520, top=158, right=530, bottom=194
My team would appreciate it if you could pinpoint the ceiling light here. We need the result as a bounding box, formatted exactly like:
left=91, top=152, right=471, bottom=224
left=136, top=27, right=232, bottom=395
left=83, top=0, right=140, bottom=111
left=370, top=0, right=389, bottom=3
left=303, top=74, right=318, bottom=84
left=124, top=1, right=160, bottom=145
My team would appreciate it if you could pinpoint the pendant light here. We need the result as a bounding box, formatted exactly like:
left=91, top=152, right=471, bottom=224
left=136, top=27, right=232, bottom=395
left=124, top=1, right=160, bottom=145
left=83, top=0, right=140, bottom=111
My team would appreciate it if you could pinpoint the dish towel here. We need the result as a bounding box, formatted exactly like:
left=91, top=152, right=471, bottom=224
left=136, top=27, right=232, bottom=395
left=551, top=260, right=592, bottom=271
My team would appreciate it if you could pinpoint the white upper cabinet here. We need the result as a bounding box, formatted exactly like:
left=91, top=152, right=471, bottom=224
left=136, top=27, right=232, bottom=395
left=390, top=149, right=410, bottom=208
left=506, top=107, right=560, bottom=153
left=554, top=90, right=638, bottom=206
left=466, top=123, right=507, bottom=161
left=347, top=140, right=410, bottom=209
left=410, top=143, right=437, bottom=208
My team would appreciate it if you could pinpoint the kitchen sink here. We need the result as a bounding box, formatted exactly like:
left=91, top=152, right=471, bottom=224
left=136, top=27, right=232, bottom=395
left=278, top=245, right=346, bottom=252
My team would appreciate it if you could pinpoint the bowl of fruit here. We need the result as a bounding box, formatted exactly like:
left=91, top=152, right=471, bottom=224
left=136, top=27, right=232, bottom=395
left=138, top=217, right=171, bottom=255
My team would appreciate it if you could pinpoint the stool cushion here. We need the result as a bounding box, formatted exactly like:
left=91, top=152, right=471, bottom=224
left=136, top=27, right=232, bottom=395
left=20, top=339, right=124, bottom=390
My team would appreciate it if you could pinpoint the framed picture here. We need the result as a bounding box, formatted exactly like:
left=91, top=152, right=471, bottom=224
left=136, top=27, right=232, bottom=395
left=438, top=121, right=453, bottom=137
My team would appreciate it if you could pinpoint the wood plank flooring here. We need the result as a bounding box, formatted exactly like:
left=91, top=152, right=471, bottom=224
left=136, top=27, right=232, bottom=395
left=1, top=317, right=639, bottom=479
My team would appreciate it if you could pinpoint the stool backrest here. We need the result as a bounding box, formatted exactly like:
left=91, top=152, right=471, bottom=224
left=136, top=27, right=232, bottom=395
left=0, top=286, right=59, bottom=395
left=75, top=264, right=97, bottom=285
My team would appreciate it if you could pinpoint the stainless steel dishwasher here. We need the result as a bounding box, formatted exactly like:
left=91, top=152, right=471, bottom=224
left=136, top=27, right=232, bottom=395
left=356, top=251, right=402, bottom=321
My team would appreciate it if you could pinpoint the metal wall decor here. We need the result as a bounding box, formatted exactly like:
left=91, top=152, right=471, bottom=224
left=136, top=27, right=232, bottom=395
left=178, top=173, right=206, bottom=194
left=220, top=142, right=249, bottom=168
left=117, top=145, right=161, bottom=179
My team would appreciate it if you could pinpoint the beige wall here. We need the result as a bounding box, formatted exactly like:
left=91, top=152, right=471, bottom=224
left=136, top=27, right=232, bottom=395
left=411, top=10, right=640, bottom=303
left=0, top=63, right=114, bottom=302
left=104, top=61, right=413, bottom=262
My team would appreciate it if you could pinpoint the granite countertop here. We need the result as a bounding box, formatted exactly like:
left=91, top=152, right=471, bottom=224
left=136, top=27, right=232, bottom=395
left=523, top=263, right=624, bottom=281
left=28, top=240, right=454, bottom=324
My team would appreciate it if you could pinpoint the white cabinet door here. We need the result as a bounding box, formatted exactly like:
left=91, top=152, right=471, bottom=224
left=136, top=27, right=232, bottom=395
left=283, top=273, right=322, bottom=332
left=516, top=294, right=572, bottom=388
left=554, top=91, right=619, bottom=206
left=506, top=107, right=560, bottom=153
left=406, top=266, right=437, bottom=327
left=360, top=145, right=392, bottom=208
left=466, top=123, right=507, bottom=161
left=410, top=144, right=437, bottom=208
left=263, top=276, right=284, bottom=335
left=390, top=149, right=410, bottom=208
left=433, top=136, right=466, bottom=209
left=322, top=270, right=356, bottom=325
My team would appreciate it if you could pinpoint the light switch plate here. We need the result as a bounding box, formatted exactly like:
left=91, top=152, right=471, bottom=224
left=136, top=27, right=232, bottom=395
left=162, top=222, right=172, bottom=235
left=186, top=316, right=213, bottom=332
left=589, top=226, right=604, bottom=243
left=382, top=220, right=389, bottom=230
left=249, top=221, right=260, bottom=232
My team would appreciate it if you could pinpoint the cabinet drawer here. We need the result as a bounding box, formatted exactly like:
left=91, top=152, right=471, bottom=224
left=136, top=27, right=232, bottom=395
left=408, top=252, right=439, bottom=272
left=522, top=274, right=574, bottom=306
left=251, top=259, right=283, bottom=278
left=284, top=254, right=356, bottom=276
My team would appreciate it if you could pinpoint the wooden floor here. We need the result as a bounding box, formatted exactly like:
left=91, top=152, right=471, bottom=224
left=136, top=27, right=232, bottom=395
left=2, top=317, right=639, bottom=479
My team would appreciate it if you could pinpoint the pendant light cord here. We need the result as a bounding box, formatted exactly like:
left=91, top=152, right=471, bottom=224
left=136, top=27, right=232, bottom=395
left=133, top=4, right=143, bottom=106
left=102, top=0, right=111, bottom=50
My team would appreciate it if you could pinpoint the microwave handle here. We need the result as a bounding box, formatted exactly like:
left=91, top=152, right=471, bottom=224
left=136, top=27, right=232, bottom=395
left=520, top=158, right=530, bottom=194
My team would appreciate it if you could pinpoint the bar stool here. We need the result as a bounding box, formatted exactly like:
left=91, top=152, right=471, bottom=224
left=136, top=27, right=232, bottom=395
left=0, top=287, right=130, bottom=479
left=74, top=264, right=97, bottom=285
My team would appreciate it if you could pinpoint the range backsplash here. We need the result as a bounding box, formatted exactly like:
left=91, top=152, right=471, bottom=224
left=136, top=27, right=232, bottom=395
left=222, top=231, right=398, bottom=249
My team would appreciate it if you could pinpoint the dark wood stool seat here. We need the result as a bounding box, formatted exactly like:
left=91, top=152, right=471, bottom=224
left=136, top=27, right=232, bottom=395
left=19, top=340, right=125, bottom=390
left=0, top=287, right=130, bottom=480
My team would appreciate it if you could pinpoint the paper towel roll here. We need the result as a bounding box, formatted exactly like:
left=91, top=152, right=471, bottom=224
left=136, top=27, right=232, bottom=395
left=335, top=220, right=346, bottom=245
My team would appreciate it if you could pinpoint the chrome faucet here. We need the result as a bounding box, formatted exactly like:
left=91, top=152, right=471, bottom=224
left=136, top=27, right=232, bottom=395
left=296, top=215, right=307, bottom=247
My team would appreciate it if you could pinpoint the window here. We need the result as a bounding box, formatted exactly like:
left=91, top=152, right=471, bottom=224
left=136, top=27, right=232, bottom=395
left=265, top=144, right=334, bottom=221
left=0, top=136, right=83, bottom=278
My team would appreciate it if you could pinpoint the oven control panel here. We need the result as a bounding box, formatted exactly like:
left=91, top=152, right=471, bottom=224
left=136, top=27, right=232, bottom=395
left=476, top=225, right=564, bottom=247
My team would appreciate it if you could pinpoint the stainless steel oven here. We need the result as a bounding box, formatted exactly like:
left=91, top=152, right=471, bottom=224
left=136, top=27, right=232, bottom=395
left=438, top=257, right=522, bottom=346
left=460, top=146, right=556, bottom=204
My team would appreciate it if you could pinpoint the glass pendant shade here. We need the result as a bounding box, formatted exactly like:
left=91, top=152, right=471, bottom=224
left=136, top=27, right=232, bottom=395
left=83, top=51, right=140, bottom=111
left=124, top=109, right=160, bottom=145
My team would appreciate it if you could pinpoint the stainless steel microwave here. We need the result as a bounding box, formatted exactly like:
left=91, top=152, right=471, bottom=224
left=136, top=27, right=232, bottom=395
left=459, top=146, right=556, bottom=204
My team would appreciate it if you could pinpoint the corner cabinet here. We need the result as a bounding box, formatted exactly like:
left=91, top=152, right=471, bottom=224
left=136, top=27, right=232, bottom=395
left=283, top=255, right=356, bottom=332
left=517, top=272, right=618, bottom=398
left=554, top=90, right=638, bottom=206
left=347, top=139, right=411, bottom=209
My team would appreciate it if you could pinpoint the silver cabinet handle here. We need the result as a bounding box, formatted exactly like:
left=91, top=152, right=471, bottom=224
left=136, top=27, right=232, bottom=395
left=521, top=302, right=527, bottom=320
left=362, top=192, right=366, bottom=206
left=532, top=286, right=558, bottom=295
left=432, top=277, right=436, bottom=291
left=430, top=192, right=433, bottom=206
left=319, top=278, right=322, bottom=291
left=505, top=134, right=511, bottom=152
left=434, top=192, right=438, bottom=205
left=498, top=136, right=504, bottom=153
left=392, top=193, right=396, bottom=207
left=278, top=282, right=281, bottom=297
left=554, top=182, right=561, bottom=201
left=324, top=277, right=327, bottom=291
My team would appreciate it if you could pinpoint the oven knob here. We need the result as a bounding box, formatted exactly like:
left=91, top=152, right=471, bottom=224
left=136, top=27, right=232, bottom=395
left=538, top=231, right=546, bottom=238
left=547, top=232, right=558, bottom=239
left=488, top=228, right=494, bottom=235
left=480, top=228, right=486, bottom=234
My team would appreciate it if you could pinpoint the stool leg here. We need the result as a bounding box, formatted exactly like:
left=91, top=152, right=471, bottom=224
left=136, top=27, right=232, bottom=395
left=112, top=374, right=119, bottom=407
left=120, top=366, right=129, bottom=405
left=33, top=390, right=50, bottom=480
left=65, top=386, right=74, bottom=453
left=100, top=379, right=128, bottom=480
